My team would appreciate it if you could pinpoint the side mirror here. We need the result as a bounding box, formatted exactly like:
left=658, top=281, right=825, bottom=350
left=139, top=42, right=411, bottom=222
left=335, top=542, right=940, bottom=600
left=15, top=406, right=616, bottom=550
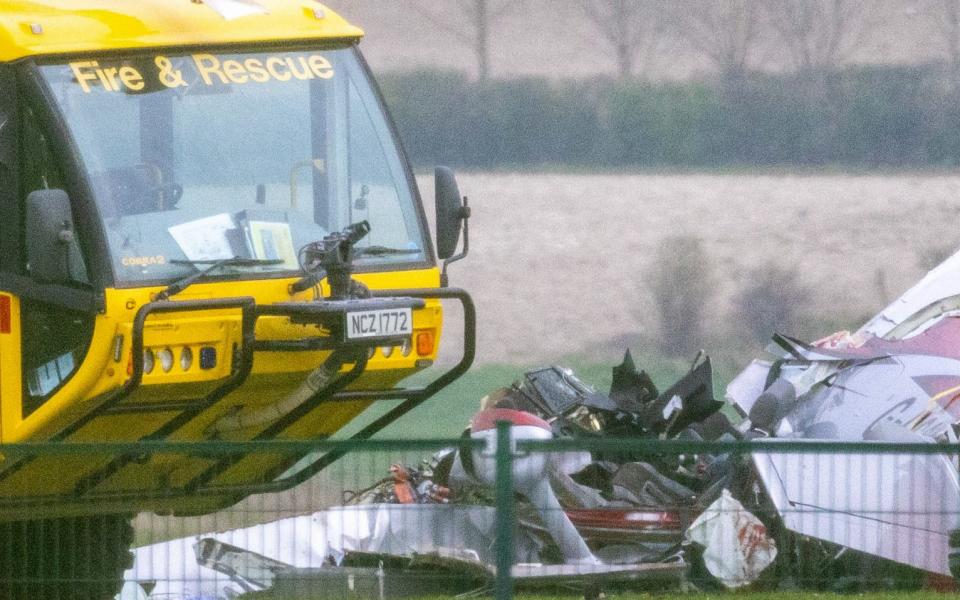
left=435, top=166, right=467, bottom=259
left=434, top=166, right=470, bottom=286
left=26, top=189, right=81, bottom=284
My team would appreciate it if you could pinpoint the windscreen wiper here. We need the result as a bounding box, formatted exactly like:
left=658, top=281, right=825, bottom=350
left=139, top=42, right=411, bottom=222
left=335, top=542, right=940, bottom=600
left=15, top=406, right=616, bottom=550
left=354, top=246, right=421, bottom=257
left=156, top=257, right=283, bottom=301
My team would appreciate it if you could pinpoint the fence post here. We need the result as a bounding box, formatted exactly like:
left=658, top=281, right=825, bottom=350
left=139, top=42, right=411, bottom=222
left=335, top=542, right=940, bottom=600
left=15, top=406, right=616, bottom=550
left=494, top=420, right=514, bottom=600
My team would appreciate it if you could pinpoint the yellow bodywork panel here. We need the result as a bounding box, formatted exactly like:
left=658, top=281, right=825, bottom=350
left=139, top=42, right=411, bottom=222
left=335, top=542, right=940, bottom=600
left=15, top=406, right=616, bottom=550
left=0, top=294, right=22, bottom=436
left=0, top=1, right=361, bottom=63
left=0, top=267, right=445, bottom=516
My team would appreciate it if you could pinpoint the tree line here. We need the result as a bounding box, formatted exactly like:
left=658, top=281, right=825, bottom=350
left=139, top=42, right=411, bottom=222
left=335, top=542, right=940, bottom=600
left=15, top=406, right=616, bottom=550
left=379, top=1, right=960, bottom=169
left=380, top=63, right=960, bottom=169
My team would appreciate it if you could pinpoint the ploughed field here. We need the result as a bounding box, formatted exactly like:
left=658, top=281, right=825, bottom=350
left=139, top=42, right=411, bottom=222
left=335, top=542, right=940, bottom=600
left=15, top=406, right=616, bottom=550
left=421, top=172, right=960, bottom=365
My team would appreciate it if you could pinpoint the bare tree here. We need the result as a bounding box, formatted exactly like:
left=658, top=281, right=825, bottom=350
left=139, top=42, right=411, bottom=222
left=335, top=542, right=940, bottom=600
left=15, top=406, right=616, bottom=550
left=666, top=0, right=760, bottom=82
left=408, top=0, right=521, bottom=80
left=761, top=0, right=874, bottom=74
left=579, top=0, right=664, bottom=79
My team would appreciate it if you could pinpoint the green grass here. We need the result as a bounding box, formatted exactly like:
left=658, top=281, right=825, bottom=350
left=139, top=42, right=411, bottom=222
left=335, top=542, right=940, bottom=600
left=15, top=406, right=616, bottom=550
left=506, top=596, right=952, bottom=600
left=247, top=590, right=958, bottom=599
left=532, top=595, right=958, bottom=600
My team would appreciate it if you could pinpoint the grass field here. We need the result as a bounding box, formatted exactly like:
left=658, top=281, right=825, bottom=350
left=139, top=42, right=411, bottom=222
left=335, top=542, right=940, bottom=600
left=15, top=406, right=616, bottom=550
left=249, top=590, right=958, bottom=599
left=419, top=172, right=960, bottom=370
left=500, top=594, right=960, bottom=600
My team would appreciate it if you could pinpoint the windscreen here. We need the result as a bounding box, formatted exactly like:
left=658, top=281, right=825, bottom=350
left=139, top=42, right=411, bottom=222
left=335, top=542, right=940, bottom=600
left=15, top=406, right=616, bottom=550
left=38, top=46, right=427, bottom=284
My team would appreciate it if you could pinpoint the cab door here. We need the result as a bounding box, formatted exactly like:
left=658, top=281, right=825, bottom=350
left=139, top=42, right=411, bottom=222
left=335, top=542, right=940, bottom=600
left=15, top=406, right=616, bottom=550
left=0, top=66, right=96, bottom=440
left=0, top=64, right=18, bottom=436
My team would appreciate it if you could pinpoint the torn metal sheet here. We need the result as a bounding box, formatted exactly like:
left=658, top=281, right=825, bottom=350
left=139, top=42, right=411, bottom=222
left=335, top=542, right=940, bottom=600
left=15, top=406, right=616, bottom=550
left=753, top=447, right=959, bottom=576
left=508, top=560, right=686, bottom=586
left=566, top=508, right=683, bottom=546
left=122, top=505, right=545, bottom=599
left=723, top=249, right=960, bottom=583
left=770, top=333, right=886, bottom=363
left=609, top=349, right=660, bottom=412
left=610, top=461, right=696, bottom=507
left=860, top=248, right=960, bottom=339
left=262, top=557, right=686, bottom=598
left=194, top=538, right=290, bottom=591
left=748, top=346, right=960, bottom=444
left=640, top=355, right=722, bottom=437
left=258, top=550, right=492, bottom=599
left=550, top=466, right=608, bottom=509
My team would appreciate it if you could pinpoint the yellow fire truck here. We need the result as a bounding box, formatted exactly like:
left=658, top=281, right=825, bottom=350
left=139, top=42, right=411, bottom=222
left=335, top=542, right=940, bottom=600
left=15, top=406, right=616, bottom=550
left=0, top=2, right=473, bottom=597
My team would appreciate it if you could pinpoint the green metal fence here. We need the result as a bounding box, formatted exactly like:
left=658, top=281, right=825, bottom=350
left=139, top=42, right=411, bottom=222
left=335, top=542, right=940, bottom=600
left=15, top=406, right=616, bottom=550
left=0, top=432, right=956, bottom=599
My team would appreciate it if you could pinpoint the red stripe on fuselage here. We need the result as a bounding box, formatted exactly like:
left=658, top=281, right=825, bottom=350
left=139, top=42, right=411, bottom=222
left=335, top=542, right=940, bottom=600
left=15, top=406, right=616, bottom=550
left=470, top=408, right=551, bottom=432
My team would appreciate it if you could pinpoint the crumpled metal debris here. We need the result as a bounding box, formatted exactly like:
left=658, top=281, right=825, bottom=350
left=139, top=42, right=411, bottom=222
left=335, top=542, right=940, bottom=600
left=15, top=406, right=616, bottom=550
left=725, top=249, right=960, bottom=583
left=121, top=504, right=547, bottom=599
left=348, top=351, right=744, bottom=580
left=359, top=295, right=960, bottom=590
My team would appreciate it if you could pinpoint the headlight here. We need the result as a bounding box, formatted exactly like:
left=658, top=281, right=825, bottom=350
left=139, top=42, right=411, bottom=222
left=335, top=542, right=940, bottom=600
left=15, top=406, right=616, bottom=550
left=400, top=338, right=412, bottom=357
left=158, top=348, right=174, bottom=372
left=143, top=349, right=155, bottom=374
left=381, top=345, right=394, bottom=358
left=180, top=347, right=193, bottom=371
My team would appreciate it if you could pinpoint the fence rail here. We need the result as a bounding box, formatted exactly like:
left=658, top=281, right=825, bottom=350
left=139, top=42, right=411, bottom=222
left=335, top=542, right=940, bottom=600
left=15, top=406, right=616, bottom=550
left=0, top=432, right=956, bottom=599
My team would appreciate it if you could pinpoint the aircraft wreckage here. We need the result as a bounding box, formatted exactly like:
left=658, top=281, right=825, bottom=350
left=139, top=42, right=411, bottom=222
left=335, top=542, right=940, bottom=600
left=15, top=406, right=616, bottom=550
left=120, top=251, right=960, bottom=599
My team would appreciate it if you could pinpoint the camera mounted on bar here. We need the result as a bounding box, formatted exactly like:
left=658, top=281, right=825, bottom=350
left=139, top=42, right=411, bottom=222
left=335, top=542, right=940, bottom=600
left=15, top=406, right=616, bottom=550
left=291, top=221, right=371, bottom=299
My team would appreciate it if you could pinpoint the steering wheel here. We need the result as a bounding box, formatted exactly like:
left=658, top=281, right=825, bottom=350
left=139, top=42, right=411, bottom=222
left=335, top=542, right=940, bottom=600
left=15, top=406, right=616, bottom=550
left=151, top=181, right=183, bottom=210
left=92, top=163, right=183, bottom=217
left=133, top=162, right=181, bottom=211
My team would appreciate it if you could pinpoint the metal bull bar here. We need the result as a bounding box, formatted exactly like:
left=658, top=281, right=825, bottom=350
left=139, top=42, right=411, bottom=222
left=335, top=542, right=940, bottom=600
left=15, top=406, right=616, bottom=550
left=0, top=287, right=476, bottom=504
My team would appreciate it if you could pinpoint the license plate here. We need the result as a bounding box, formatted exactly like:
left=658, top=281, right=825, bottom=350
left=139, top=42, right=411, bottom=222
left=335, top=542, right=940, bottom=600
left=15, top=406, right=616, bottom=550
left=346, top=308, right=413, bottom=339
